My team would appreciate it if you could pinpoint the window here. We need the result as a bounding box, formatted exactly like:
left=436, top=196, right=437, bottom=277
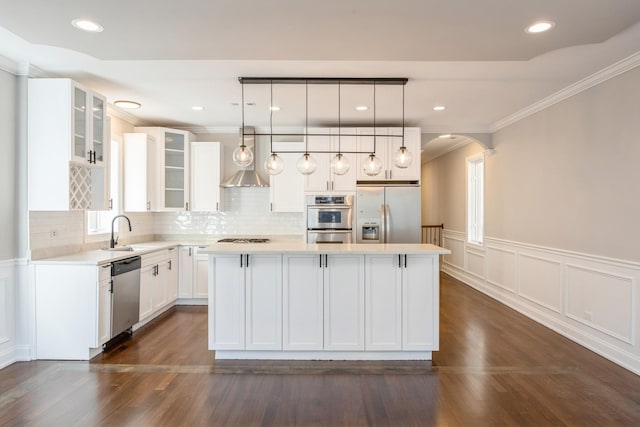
left=467, top=153, right=484, bottom=244
left=87, top=138, right=121, bottom=235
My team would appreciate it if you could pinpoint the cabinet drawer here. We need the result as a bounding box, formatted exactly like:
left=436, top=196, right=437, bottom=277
left=142, top=249, right=170, bottom=267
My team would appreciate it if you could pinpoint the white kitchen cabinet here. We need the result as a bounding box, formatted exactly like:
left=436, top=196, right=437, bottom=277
left=28, top=78, right=110, bottom=211
left=245, top=254, right=282, bottom=350
left=178, top=245, right=208, bottom=303
left=304, top=128, right=357, bottom=193
left=269, top=142, right=304, bottom=212
left=356, top=127, right=421, bottom=182
left=209, top=254, right=246, bottom=349
left=135, top=127, right=193, bottom=211
left=166, top=247, right=179, bottom=302
left=190, top=141, right=224, bottom=212
left=323, top=254, right=365, bottom=350
left=402, top=254, right=438, bottom=350
left=34, top=263, right=111, bottom=360
left=365, top=254, right=402, bottom=350
left=138, top=263, right=155, bottom=321
left=123, top=133, right=158, bottom=211
left=282, top=254, right=325, bottom=350
left=97, top=264, right=113, bottom=347
left=138, top=248, right=179, bottom=324
left=364, top=253, right=438, bottom=351
left=209, top=253, right=282, bottom=351
left=195, top=252, right=209, bottom=298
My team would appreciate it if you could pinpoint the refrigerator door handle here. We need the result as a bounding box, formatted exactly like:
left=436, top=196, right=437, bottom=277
left=380, top=204, right=386, bottom=243
left=385, top=204, right=391, bottom=243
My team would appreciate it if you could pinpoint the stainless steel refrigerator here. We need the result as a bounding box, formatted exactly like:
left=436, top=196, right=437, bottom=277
left=355, top=186, right=421, bottom=243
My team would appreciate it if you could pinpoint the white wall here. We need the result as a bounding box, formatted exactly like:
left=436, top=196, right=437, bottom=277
left=0, top=68, right=19, bottom=368
left=424, top=65, right=640, bottom=375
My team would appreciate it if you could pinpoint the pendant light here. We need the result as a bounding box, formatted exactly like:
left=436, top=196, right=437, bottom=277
left=330, top=81, right=350, bottom=176
left=234, top=82, right=254, bottom=167
left=362, top=81, right=382, bottom=176
left=265, top=80, right=285, bottom=175
left=363, top=153, right=383, bottom=176
left=297, top=81, right=317, bottom=175
left=393, top=84, right=413, bottom=169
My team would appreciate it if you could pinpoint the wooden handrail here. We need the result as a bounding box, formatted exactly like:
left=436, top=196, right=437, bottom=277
left=421, top=223, right=444, bottom=246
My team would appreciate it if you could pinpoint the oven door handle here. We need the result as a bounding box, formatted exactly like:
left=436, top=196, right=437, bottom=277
left=307, top=205, right=353, bottom=209
left=308, top=229, right=353, bottom=234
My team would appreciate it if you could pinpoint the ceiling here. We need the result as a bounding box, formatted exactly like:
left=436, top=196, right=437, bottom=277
left=0, top=0, right=639, bottom=162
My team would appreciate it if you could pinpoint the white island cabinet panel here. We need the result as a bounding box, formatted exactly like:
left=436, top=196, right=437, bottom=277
left=403, top=254, right=439, bottom=350
left=365, top=254, right=402, bottom=350
left=209, top=254, right=245, bottom=350
left=283, top=254, right=324, bottom=350
left=324, top=254, right=365, bottom=350
left=245, top=254, right=283, bottom=350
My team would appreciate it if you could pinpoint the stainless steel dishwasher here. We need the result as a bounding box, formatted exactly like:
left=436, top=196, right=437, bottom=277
left=111, top=256, right=141, bottom=339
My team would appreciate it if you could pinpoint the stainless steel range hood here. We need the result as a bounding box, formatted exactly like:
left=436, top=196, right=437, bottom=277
left=221, top=127, right=269, bottom=188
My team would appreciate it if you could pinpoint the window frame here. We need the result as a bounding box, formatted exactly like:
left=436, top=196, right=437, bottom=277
left=466, top=152, right=485, bottom=245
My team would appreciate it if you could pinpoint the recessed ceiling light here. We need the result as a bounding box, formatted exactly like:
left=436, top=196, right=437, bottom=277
left=71, top=19, right=104, bottom=33
left=192, top=106, right=204, bottom=111
left=525, top=20, right=555, bottom=34
left=439, top=134, right=452, bottom=139
left=114, top=100, right=141, bottom=109
left=433, top=105, right=446, bottom=111
left=355, top=106, right=368, bottom=111
left=269, top=106, right=281, bottom=111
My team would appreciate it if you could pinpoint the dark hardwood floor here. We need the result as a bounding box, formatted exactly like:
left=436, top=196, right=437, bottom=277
left=2, top=273, right=640, bottom=426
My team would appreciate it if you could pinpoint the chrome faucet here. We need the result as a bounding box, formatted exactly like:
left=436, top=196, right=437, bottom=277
left=110, top=215, right=132, bottom=248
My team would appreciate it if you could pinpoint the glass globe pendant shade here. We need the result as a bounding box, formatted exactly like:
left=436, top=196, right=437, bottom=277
left=393, top=146, right=413, bottom=169
left=296, top=153, right=317, bottom=175
left=363, top=154, right=383, bottom=176
left=330, top=153, right=350, bottom=175
left=264, top=153, right=285, bottom=175
left=232, top=145, right=254, bottom=167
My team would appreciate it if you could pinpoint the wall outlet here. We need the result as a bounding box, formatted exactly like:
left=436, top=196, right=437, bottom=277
left=50, top=230, right=57, bottom=238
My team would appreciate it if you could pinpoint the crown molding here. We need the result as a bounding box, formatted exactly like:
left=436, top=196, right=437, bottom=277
left=107, top=104, right=145, bottom=126
left=491, top=51, right=640, bottom=132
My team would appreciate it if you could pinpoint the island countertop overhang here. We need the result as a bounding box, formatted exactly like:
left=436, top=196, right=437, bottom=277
left=199, top=242, right=451, bottom=255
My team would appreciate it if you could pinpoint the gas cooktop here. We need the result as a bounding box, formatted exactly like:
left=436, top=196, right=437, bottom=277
left=217, top=238, right=271, bottom=244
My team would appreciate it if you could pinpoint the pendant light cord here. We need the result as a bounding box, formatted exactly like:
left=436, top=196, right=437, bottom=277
left=373, top=80, right=377, bottom=155
left=402, top=83, right=406, bottom=148
left=305, top=80, right=309, bottom=156
left=241, top=81, right=245, bottom=149
left=270, top=79, right=274, bottom=153
left=338, top=80, right=341, bottom=154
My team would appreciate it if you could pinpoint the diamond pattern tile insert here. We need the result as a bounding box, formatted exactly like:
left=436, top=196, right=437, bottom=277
left=69, top=164, right=92, bottom=210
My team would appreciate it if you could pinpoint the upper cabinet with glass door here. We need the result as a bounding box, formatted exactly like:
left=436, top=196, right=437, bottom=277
left=71, top=84, right=106, bottom=166
left=134, top=127, right=193, bottom=211
left=28, top=78, right=110, bottom=211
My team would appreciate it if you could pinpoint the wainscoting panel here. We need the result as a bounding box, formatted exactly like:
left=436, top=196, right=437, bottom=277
left=466, top=248, right=485, bottom=280
left=441, top=230, right=640, bottom=376
left=518, top=253, right=562, bottom=313
left=443, top=235, right=465, bottom=270
left=0, top=259, right=16, bottom=369
left=566, top=264, right=635, bottom=345
left=486, top=246, right=516, bottom=292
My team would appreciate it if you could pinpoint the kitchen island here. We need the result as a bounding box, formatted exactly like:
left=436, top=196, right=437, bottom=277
left=200, top=243, right=450, bottom=360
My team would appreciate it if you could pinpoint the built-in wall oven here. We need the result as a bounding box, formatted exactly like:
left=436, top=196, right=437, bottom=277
left=306, top=195, right=354, bottom=244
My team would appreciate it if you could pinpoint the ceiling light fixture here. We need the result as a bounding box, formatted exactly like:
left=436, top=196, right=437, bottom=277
left=269, top=106, right=281, bottom=111
left=355, top=105, right=368, bottom=111
left=114, top=100, right=141, bottom=109
left=71, top=19, right=103, bottom=33
left=191, top=106, right=204, bottom=111
left=433, top=105, right=446, bottom=111
left=239, top=77, right=408, bottom=177
left=439, top=134, right=452, bottom=138
left=525, top=20, right=555, bottom=34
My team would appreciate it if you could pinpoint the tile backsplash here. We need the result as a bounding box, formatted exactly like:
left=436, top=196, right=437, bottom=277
left=155, top=188, right=304, bottom=237
left=29, top=188, right=304, bottom=259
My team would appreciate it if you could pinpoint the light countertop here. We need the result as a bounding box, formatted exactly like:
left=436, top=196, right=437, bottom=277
left=30, top=241, right=180, bottom=266
left=200, top=242, right=450, bottom=255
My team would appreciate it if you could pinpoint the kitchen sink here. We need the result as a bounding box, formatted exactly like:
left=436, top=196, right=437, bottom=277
left=103, top=246, right=134, bottom=252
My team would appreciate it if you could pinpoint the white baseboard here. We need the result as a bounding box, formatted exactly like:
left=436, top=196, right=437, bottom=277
left=441, top=231, right=640, bottom=376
